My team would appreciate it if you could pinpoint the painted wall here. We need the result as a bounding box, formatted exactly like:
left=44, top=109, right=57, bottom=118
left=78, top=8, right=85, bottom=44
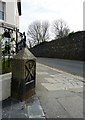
left=83, top=2, right=85, bottom=30
left=0, top=73, right=11, bottom=101
left=0, top=0, right=19, bottom=28
left=0, top=1, right=20, bottom=101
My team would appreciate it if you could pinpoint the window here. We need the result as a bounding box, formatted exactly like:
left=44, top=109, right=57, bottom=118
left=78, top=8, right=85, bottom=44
left=0, top=1, right=6, bottom=20
left=17, top=1, right=21, bottom=16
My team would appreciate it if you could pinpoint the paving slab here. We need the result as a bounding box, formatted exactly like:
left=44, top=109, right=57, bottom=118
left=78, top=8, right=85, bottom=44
left=38, top=95, right=71, bottom=118
left=58, top=96, right=83, bottom=118
left=26, top=96, right=45, bottom=118
left=2, top=96, right=45, bottom=119
left=2, top=98, right=28, bottom=118
left=41, top=83, right=66, bottom=91
left=36, top=63, right=84, bottom=118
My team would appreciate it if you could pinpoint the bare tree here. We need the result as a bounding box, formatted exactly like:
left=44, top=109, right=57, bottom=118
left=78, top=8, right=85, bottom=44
left=27, top=21, right=49, bottom=47
left=52, top=19, right=70, bottom=39
left=41, top=21, right=49, bottom=42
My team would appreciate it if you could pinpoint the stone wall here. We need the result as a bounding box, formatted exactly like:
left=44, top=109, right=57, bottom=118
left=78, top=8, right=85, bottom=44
left=30, top=31, right=85, bottom=61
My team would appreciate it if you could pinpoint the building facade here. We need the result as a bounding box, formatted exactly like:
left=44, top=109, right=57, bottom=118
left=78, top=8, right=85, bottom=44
left=0, top=0, right=21, bottom=54
left=0, top=0, right=21, bottom=32
left=83, top=2, right=85, bottom=30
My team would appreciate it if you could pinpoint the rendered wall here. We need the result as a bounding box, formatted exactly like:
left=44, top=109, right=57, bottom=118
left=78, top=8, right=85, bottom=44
left=0, top=73, right=11, bottom=101
left=0, top=73, right=12, bottom=101
left=0, top=0, right=19, bottom=28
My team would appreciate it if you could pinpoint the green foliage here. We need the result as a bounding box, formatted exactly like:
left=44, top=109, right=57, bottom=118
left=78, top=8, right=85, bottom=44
left=11, top=38, right=16, bottom=42
left=0, top=34, right=4, bottom=39
left=0, top=33, right=16, bottom=74
left=2, top=59, right=12, bottom=74
left=69, top=31, right=74, bottom=36
left=0, top=33, right=5, bottom=39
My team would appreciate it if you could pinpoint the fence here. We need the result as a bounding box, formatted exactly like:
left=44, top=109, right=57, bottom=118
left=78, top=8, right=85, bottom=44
left=0, top=22, right=26, bottom=74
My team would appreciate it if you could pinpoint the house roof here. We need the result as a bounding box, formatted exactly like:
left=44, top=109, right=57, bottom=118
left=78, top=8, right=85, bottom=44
left=17, top=0, right=22, bottom=16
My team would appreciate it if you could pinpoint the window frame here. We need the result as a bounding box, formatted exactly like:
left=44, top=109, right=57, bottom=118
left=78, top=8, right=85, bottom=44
left=0, top=1, right=6, bottom=21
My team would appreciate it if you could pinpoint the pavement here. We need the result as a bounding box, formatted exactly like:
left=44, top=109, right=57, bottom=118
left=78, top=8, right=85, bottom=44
left=36, top=63, right=84, bottom=119
left=1, top=62, right=85, bottom=119
left=2, top=96, right=45, bottom=119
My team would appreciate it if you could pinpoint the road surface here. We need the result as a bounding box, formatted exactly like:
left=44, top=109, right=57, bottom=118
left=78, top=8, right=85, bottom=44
left=37, top=57, right=84, bottom=77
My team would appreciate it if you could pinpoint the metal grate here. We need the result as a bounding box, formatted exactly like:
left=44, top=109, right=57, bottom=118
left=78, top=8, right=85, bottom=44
left=25, top=60, right=36, bottom=83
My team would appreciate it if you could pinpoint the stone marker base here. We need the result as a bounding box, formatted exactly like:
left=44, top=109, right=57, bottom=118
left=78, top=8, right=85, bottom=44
left=11, top=48, right=36, bottom=101
left=22, top=88, right=35, bottom=101
left=11, top=87, right=35, bottom=101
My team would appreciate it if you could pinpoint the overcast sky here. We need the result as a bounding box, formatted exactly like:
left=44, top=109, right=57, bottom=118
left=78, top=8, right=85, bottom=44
left=19, top=0, right=84, bottom=35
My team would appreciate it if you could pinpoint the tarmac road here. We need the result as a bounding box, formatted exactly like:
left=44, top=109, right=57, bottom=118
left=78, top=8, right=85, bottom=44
left=37, top=57, right=84, bottom=77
